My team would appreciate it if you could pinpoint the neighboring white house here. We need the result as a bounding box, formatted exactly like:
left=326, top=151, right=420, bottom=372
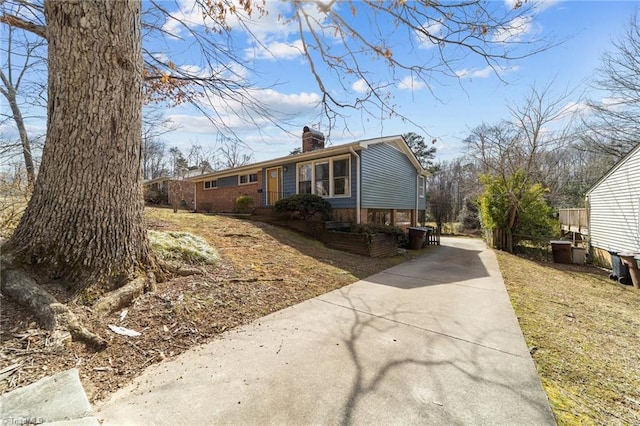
left=586, top=142, right=640, bottom=265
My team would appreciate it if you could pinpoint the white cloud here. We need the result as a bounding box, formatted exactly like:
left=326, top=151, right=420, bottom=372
left=492, top=16, right=533, bottom=43
left=244, top=39, right=304, bottom=61
left=352, top=79, right=368, bottom=94
left=416, top=20, right=444, bottom=49
left=397, top=76, right=426, bottom=91
left=455, top=66, right=493, bottom=79
left=560, top=101, right=590, bottom=117
left=455, top=65, right=519, bottom=79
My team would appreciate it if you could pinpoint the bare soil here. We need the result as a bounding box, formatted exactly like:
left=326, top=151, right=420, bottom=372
left=0, top=207, right=422, bottom=403
left=496, top=251, right=640, bottom=425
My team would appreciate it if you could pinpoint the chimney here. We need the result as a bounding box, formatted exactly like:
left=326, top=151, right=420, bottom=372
left=302, top=126, right=325, bottom=152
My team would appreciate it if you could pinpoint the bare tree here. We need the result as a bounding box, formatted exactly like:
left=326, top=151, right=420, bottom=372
left=581, top=11, right=640, bottom=160
left=142, top=108, right=178, bottom=180
left=186, top=141, right=218, bottom=172
left=0, top=13, right=47, bottom=188
left=465, top=83, right=573, bottom=251
left=218, top=135, right=254, bottom=168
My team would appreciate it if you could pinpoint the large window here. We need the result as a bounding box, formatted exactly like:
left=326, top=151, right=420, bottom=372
left=297, top=156, right=350, bottom=197
left=419, top=176, right=425, bottom=198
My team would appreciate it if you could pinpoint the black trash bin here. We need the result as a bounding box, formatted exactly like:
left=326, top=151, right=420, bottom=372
left=408, top=227, right=427, bottom=250
left=608, top=250, right=632, bottom=285
left=550, top=241, right=572, bottom=264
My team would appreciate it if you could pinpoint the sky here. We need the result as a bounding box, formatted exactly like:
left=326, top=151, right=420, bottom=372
left=2, top=0, right=640, bottom=167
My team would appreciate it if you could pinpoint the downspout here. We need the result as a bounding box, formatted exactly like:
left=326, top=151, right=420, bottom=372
left=194, top=181, right=197, bottom=212
left=415, top=174, right=419, bottom=227
left=349, top=147, right=361, bottom=224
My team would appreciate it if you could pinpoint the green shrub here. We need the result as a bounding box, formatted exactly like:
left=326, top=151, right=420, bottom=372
left=274, top=194, right=332, bottom=221
left=234, top=195, right=254, bottom=213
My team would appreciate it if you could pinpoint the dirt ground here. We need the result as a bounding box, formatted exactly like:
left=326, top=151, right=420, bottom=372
left=0, top=207, right=422, bottom=403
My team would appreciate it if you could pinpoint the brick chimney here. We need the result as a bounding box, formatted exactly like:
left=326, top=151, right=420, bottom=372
left=302, top=126, right=325, bottom=152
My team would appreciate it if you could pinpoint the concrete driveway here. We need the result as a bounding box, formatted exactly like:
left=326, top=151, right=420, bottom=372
left=95, top=236, right=555, bottom=425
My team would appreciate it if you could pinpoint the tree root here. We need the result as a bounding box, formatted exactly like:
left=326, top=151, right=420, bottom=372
left=1, top=268, right=107, bottom=351
left=157, top=260, right=204, bottom=277
left=92, top=273, right=156, bottom=316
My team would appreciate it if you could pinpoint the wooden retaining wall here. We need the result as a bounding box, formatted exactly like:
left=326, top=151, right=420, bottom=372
left=320, top=231, right=398, bottom=258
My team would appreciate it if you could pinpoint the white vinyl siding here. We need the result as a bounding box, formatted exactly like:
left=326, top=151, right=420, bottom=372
left=587, top=144, right=640, bottom=252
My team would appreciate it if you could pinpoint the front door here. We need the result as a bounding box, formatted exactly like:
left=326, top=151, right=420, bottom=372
left=266, top=167, right=282, bottom=205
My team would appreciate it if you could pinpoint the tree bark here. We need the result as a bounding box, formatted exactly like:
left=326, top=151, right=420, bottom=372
left=3, top=0, right=155, bottom=292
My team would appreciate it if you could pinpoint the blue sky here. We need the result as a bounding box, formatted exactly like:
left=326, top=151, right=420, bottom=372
left=150, top=0, right=639, bottom=164
left=2, top=0, right=639, bottom=166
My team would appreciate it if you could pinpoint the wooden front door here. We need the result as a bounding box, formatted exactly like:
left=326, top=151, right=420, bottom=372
left=266, top=167, right=282, bottom=205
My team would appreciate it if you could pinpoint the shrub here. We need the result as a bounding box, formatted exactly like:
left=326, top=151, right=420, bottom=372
left=234, top=195, right=254, bottom=213
left=274, top=194, right=332, bottom=221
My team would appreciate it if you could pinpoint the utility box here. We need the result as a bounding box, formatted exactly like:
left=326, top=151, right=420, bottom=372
left=571, top=247, right=587, bottom=264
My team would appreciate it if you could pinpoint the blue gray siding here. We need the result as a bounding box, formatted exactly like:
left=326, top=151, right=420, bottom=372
left=361, top=143, right=423, bottom=210
left=218, top=175, right=238, bottom=188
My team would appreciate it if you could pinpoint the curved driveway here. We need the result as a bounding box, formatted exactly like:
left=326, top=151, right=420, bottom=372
left=96, top=236, right=555, bottom=425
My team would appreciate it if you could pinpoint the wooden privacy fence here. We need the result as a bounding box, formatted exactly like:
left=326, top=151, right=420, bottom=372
left=487, top=228, right=512, bottom=253
left=559, top=208, right=588, bottom=234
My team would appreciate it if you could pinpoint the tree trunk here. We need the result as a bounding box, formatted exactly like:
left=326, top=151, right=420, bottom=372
left=1, top=80, right=36, bottom=188
left=3, top=0, right=154, bottom=292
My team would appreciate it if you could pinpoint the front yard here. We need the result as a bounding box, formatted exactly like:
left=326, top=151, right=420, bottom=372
left=0, top=207, right=422, bottom=402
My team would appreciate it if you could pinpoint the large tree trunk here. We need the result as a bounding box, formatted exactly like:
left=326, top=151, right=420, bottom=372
left=3, top=0, right=154, bottom=292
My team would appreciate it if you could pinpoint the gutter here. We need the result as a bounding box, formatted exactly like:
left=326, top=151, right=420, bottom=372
left=349, top=147, right=361, bottom=224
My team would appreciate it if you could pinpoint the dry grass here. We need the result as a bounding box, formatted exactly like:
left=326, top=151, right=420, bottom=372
left=496, top=251, right=640, bottom=425
left=0, top=207, right=425, bottom=402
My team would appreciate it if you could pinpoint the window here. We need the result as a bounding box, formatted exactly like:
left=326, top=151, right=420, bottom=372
left=315, top=162, right=329, bottom=196
left=239, top=173, right=258, bottom=185
left=298, top=163, right=312, bottom=194
left=419, top=176, right=425, bottom=198
left=333, top=159, right=349, bottom=196
left=297, top=156, right=350, bottom=197
left=203, top=180, right=217, bottom=190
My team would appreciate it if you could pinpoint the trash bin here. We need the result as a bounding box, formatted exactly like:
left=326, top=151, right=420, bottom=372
left=408, top=227, right=427, bottom=250
left=608, top=250, right=632, bottom=285
left=571, top=247, right=587, bottom=264
left=618, top=252, right=640, bottom=289
left=550, top=240, right=572, bottom=264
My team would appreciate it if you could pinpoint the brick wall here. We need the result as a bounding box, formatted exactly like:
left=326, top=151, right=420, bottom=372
left=195, top=172, right=264, bottom=213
